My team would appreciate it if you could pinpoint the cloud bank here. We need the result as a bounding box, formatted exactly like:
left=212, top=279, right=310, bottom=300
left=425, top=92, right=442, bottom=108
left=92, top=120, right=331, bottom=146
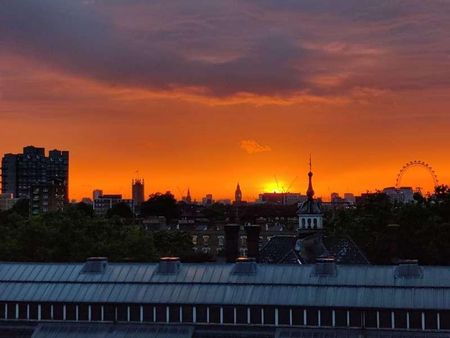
left=1, top=0, right=450, bottom=100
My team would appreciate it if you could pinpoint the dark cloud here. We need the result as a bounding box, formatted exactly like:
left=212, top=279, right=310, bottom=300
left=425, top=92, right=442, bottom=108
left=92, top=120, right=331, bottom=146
left=1, top=0, right=450, bottom=98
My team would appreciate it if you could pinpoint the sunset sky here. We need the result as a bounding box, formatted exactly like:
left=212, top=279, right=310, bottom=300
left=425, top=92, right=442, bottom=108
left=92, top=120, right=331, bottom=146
left=1, top=0, right=450, bottom=201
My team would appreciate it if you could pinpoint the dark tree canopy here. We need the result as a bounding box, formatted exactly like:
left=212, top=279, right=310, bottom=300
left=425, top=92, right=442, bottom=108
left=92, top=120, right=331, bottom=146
left=140, top=192, right=179, bottom=221
left=327, top=186, right=450, bottom=265
left=106, top=202, right=133, bottom=219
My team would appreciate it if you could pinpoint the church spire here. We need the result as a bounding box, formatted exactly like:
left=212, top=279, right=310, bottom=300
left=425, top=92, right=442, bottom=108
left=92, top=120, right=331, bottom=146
left=235, top=182, right=242, bottom=204
left=307, top=155, right=315, bottom=199
left=186, top=188, right=192, bottom=204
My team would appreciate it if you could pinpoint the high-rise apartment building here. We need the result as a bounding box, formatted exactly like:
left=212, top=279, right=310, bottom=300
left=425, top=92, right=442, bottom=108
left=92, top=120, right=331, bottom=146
left=1, top=146, right=69, bottom=213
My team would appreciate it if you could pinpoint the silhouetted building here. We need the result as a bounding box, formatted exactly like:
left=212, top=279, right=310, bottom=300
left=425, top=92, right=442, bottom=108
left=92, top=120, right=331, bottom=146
left=182, top=188, right=192, bottom=204
left=298, top=160, right=323, bottom=230
left=93, top=193, right=133, bottom=216
left=202, top=194, right=213, bottom=206
left=30, top=180, right=66, bottom=215
left=132, top=179, right=145, bottom=207
left=383, top=186, right=414, bottom=203
left=235, top=183, right=242, bottom=204
left=257, top=192, right=307, bottom=205
left=1, top=146, right=69, bottom=203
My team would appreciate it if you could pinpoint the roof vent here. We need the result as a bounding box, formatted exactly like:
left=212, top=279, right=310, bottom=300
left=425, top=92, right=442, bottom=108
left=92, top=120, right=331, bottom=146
left=394, top=259, right=423, bottom=279
left=157, top=257, right=181, bottom=274
left=312, top=257, right=337, bottom=277
left=232, top=257, right=257, bottom=275
left=81, top=257, right=108, bottom=274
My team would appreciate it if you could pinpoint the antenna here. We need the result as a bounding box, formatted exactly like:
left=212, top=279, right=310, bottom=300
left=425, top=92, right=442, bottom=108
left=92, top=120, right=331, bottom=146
left=309, top=154, right=312, bottom=172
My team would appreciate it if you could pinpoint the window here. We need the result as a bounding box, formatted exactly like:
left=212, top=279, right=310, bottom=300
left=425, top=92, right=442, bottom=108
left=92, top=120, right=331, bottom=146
left=155, top=305, right=166, bottom=322
left=29, top=304, right=39, bottom=320
left=223, top=306, right=234, bottom=324
left=306, top=308, right=318, bottom=326
left=365, top=310, right=377, bottom=328
left=116, top=304, right=127, bottom=322
left=53, top=304, right=64, bottom=320
left=349, top=310, right=362, bottom=327
left=240, top=236, right=247, bottom=247
left=313, top=219, right=318, bottom=228
left=264, top=307, right=275, bottom=325
left=409, top=311, right=422, bottom=329
left=440, top=311, right=450, bottom=330
left=301, top=219, right=306, bottom=227
left=218, top=236, right=224, bottom=247
left=103, top=304, right=115, bottom=322
left=425, top=311, right=438, bottom=330
left=78, top=304, right=89, bottom=321
left=203, top=235, right=210, bottom=246
left=182, top=305, right=193, bottom=323
left=236, top=306, right=248, bottom=324
left=18, top=303, right=27, bottom=320
left=169, top=306, right=180, bottom=323
left=196, top=306, right=207, bottom=323
left=41, top=303, right=51, bottom=320
left=278, top=307, right=290, bottom=325
left=292, top=307, right=305, bottom=326
left=335, top=309, right=346, bottom=327
left=250, top=306, right=262, bottom=325
left=394, top=310, right=407, bottom=329
left=192, top=235, right=197, bottom=245
left=130, top=305, right=140, bottom=322
left=143, top=305, right=154, bottom=322
left=209, top=306, right=220, bottom=323
left=379, top=310, right=392, bottom=328
left=320, top=309, right=332, bottom=326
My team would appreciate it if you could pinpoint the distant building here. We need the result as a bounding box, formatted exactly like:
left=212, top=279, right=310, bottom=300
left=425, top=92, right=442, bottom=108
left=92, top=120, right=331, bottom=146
left=0, top=193, right=19, bottom=211
left=202, top=194, right=214, bottom=206
left=298, top=161, right=323, bottom=231
left=344, top=192, right=356, bottom=205
left=1, top=146, right=69, bottom=204
left=383, top=186, right=415, bottom=203
left=182, top=189, right=192, bottom=204
left=257, top=192, right=306, bottom=205
left=216, top=199, right=231, bottom=205
left=132, top=179, right=145, bottom=207
left=30, top=180, right=66, bottom=215
left=93, top=193, right=133, bottom=216
left=234, top=183, right=242, bottom=204
left=92, top=189, right=103, bottom=200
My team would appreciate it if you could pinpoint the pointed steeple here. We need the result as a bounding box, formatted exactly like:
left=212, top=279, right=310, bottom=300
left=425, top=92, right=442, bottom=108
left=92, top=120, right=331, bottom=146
left=235, top=182, right=242, bottom=204
left=186, top=188, right=192, bottom=204
left=307, top=155, right=315, bottom=199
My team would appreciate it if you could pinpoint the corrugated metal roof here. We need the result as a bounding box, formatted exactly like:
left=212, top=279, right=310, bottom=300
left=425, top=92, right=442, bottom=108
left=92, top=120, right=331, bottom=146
left=0, top=262, right=449, bottom=309
left=31, top=324, right=193, bottom=338
left=275, top=328, right=450, bottom=338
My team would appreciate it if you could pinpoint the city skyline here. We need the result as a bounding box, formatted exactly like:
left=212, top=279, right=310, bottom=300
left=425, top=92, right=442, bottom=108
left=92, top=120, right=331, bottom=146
left=1, top=1, right=450, bottom=200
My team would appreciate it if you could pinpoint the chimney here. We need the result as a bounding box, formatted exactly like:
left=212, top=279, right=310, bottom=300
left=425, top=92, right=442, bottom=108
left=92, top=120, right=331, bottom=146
left=311, top=256, right=337, bottom=277
left=81, top=257, right=108, bottom=274
left=157, top=257, right=181, bottom=274
left=394, top=259, right=423, bottom=279
left=224, top=224, right=240, bottom=263
left=232, top=257, right=257, bottom=275
left=245, top=225, right=261, bottom=260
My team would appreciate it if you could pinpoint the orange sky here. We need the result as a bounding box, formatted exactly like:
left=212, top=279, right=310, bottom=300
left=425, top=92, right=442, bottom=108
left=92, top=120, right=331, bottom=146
left=1, top=1, right=450, bottom=201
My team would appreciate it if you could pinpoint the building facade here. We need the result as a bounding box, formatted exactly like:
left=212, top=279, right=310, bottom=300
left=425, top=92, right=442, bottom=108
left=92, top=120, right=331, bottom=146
left=1, top=146, right=69, bottom=214
left=93, top=193, right=134, bottom=216
left=0, top=259, right=448, bottom=337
